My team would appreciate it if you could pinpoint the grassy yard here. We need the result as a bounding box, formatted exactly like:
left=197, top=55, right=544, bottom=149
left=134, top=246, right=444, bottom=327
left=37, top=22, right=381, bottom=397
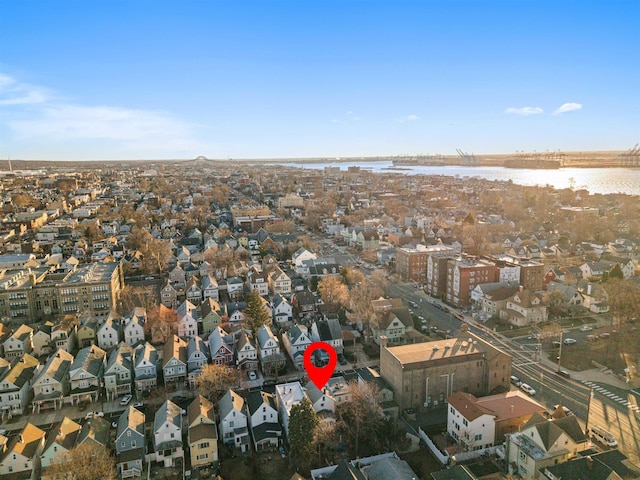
left=555, top=329, right=640, bottom=372
left=400, top=446, right=446, bottom=479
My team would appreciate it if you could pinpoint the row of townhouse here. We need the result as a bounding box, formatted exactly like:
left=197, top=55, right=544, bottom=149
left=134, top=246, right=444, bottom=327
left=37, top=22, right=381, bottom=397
left=0, top=307, right=148, bottom=363
left=161, top=262, right=293, bottom=308
left=0, top=386, right=210, bottom=478
left=0, top=339, right=161, bottom=418
left=0, top=416, right=111, bottom=480
left=219, top=366, right=396, bottom=454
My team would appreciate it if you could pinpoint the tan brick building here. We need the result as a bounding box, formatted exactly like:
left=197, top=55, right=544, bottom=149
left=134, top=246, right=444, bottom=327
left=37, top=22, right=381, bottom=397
left=380, top=325, right=512, bottom=411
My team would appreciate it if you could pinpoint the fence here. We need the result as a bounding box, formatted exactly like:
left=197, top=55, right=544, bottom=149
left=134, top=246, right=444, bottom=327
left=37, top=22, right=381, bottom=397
left=418, top=427, right=449, bottom=465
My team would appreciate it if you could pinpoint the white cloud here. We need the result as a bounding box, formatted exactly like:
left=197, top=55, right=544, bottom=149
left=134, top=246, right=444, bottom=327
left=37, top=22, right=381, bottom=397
left=395, top=114, right=420, bottom=123
left=504, top=107, right=544, bottom=116
left=0, top=73, right=49, bottom=105
left=2, top=73, right=209, bottom=154
left=554, top=102, right=583, bottom=115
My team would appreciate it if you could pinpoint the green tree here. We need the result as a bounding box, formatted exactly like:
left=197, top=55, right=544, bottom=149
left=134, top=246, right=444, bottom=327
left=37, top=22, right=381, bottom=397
left=609, top=263, right=624, bottom=280
left=289, top=397, right=319, bottom=470
left=244, top=289, right=271, bottom=334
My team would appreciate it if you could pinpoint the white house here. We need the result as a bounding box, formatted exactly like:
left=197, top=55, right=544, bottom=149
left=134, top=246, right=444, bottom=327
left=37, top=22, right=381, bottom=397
left=272, top=294, right=293, bottom=325
left=97, top=314, right=121, bottom=350
left=275, top=382, right=309, bottom=438
left=123, top=307, right=146, bottom=346
left=246, top=390, right=281, bottom=451
left=218, top=389, right=249, bottom=452
left=153, top=400, right=184, bottom=467
left=282, top=324, right=312, bottom=370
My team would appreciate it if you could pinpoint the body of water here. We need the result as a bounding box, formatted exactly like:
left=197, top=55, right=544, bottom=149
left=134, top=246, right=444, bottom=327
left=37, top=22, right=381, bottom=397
left=279, top=161, right=640, bottom=196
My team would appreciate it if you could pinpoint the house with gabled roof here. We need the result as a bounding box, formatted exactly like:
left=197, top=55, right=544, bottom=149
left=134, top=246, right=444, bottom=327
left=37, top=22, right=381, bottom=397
left=257, top=325, right=281, bottom=373
left=218, top=389, right=250, bottom=452
left=0, top=353, right=40, bottom=419
left=283, top=324, right=312, bottom=370
left=201, top=298, right=222, bottom=336
left=104, top=342, right=133, bottom=401
left=500, top=288, right=548, bottom=327
left=177, top=299, right=198, bottom=339
left=115, top=406, right=146, bottom=478
left=134, top=341, right=158, bottom=392
left=188, top=395, right=218, bottom=467
left=370, top=300, right=415, bottom=346
left=32, top=349, right=73, bottom=413
left=161, top=279, right=178, bottom=309
left=68, top=344, right=106, bottom=405
left=202, top=273, right=219, bottom=301
left=447, top=390, right=546, bottom=452
left=162, top=335, right=187, bottom=388
left=123, top=307, right=146, bottom=346
left=247, top=268, right=270, bottom=296
left=292, top=290, right=317, bottom=319
left=76, top=314, right=100, bottom=348
left=226, top=276, right=244, bottom=301
left=311, top=319, right=344, bottom=354
left=208, top=326, right=234, bottom=366
left=269, top=266, right=291, bottom=295
left=0, top=422, right=46, bottom=478
left=234, top=329, right=258, bottom=372
left=185, top=276, right=203, bottom=305
left=32, top=322, right=54, bottom=358
left=247, top=390, right=282, bottom=451
left=226, top=301, right=246, bottom=323
left=51, top=315, right=77, bottom=353
left=504, top=412, right=588, bottom=479
left=40, top=417, right=82, bottom=479
left=186, top=336, right=209, bottom=388
left=3, top=324, right=34, bottom=361
left=152, top=400, right=184, bottom=467
left=305, top=380, right=337, bottom=426
left=272, top=294, right=293, bottom=326
left=97, top=312, right=121, bottom=351
left=76, top=415, right=109, bottom=450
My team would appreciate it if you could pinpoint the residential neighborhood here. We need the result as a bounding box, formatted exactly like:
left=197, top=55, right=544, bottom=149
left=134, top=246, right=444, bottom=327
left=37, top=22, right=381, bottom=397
left=0, top=159, right=638, bottom=480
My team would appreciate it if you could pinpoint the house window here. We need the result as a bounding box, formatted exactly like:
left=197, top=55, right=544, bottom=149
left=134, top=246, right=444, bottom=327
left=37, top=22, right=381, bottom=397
left=519, top=451, right=526, bottom=461
left=474, top=434, right=482, bottom=441
left=198, top=442, right=209, bottom=449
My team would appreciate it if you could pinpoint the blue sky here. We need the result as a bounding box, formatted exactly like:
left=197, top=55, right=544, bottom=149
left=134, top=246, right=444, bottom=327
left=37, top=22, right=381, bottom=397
left=1, top=1, right=638, bottom=160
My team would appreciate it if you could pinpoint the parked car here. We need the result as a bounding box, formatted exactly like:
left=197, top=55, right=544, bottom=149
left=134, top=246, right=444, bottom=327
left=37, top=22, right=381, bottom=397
left=510, top=375, right=522, bottom=387
left=520, top=383, right=536, bottom=396
left=119, top=394, right=133, bottom=406
left=563, top=338, right=577, bottom=345
left=247, top=370, right=257, bottom=381
left=599, top=332, right=610, bottom=339
left=580, top=326, right=593, bottom=332
left=132, top=401, right=144, bottom=408
left=85, top=411, right=104, bottom=420
left=590, top=425, right=618, bottom=447
left=551, top=340, right=561, bottom=347
left=338, top=354, right=348, bottom=365
left=556, top=369, right=571, bottom=378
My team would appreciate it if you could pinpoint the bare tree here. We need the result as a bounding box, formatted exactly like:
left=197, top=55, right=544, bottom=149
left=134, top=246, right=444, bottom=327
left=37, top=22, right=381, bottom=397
left=47, top=443, right=117, bottom=480
left=144, top=305, right=178, bottom=343
left=196, top=364, right=240, bottom=404
left=318, top=277, right=350, bottom=308
left=118, top=285, right=157, bottom=315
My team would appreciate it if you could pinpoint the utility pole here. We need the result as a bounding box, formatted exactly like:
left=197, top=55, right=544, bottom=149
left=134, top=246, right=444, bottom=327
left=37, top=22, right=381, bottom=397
left=584, top=387, right=594, bottom=436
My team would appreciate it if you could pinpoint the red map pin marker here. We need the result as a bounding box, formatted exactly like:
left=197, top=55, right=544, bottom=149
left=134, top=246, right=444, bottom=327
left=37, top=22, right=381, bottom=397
left=303, top=341, right=337, bottom=390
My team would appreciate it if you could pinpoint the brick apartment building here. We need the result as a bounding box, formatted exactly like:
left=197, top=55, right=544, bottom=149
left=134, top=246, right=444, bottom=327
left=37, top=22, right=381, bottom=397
left=445, top=256, right=499, bottom=307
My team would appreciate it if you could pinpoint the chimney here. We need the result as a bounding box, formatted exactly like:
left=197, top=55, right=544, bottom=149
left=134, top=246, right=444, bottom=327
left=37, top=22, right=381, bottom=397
left=380, top=335, right=388, bottom=349
left=519, top=285, right=524, bottom=292
left=18, top=434, right=23, bottom=443
left=586, top=456, right=593, bottom=470
left=510, top=404, right=514, bottom=413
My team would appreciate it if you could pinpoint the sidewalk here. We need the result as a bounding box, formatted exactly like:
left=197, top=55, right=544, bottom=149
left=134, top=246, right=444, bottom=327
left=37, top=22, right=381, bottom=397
left=538, top=351, right=631, bottom=391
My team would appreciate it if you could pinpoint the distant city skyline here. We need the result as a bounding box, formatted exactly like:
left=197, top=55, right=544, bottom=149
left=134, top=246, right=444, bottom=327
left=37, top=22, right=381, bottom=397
left=1, top=1, right=639, bottom=160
